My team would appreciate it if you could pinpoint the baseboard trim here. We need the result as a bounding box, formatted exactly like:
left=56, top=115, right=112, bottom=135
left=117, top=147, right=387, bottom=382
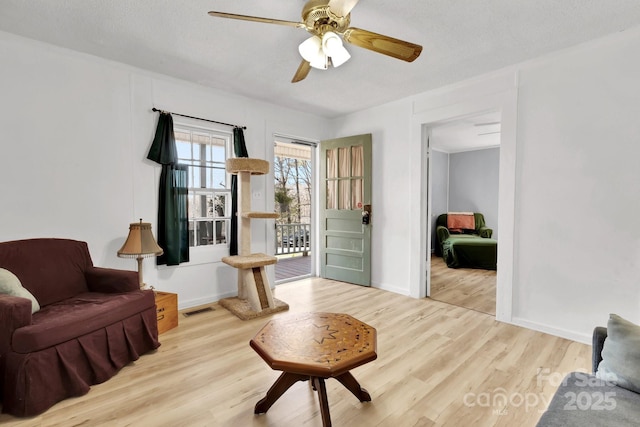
left=178, top=291, right=237, bottom=311
left=511, top=317, right=591, bottom=345
left=373, top=281, right=411, bottom=297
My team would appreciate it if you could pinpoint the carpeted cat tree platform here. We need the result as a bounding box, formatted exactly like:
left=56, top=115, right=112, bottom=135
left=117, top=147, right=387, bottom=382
left=219, top=158, right=289, bottom=320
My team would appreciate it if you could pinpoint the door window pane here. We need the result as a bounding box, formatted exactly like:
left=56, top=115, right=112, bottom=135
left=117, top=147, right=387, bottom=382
left=327, top=180, right=337, bottom=210
left=326, top=148, right=338, bottom=209
left=339, top=180, right=350, bottom=210
left=352, top=179, right=363, bottom=209
left=351, top=145, right=363, bottom=177
left=338, top=147, right=350, bottom=177
left=327, top=148, right=338, bottom=179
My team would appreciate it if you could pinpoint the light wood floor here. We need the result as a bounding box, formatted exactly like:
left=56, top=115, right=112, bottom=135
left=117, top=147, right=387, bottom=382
left=0, top=278, right=590, bottom=427
left=430, top=255, right=497, bottom=316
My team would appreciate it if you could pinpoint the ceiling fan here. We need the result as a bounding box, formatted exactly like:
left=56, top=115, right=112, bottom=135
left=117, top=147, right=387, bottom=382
left=208, top=0, right=423, bottom=83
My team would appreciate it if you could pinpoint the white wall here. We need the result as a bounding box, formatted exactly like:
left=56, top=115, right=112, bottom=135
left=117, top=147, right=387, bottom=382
left=0, top=31, right=330, bottom=309
left=333, top=27, right=640, bottom=343
left=3, top=25, right=640, bottom=342
left=330, top=100, right=414, bottom=295
left=449, top=148, right=500, bottom=239
left=511, top=28, right=640, bottom=338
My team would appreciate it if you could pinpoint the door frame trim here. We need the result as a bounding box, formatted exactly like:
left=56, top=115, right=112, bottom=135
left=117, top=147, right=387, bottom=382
left=410, top=79, right=519, bottom=324
left=268, top=131, right=320, bottom=282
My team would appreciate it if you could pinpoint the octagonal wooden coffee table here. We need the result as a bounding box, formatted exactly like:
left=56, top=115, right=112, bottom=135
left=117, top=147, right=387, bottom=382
left=250, top=312, right=377, bottom=427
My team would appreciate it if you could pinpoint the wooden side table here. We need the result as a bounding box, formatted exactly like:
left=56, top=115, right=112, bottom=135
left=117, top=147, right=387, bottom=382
left=250, top=312, right=377, bottom=427
left=154, top=291, right=178, bottom=334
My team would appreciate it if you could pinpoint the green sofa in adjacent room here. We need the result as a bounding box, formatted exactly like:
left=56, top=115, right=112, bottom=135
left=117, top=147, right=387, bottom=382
left=435, top=212, right=497, bottom=270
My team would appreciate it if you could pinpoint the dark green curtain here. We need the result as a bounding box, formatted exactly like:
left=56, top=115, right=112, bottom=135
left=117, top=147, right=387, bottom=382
left=147, top=112, right=189, bottom=266
left=229, top=127, right=249, bottom=256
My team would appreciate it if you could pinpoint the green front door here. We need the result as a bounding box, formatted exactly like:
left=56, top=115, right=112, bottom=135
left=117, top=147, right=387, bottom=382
left=319, top=134, right=372, bottom=286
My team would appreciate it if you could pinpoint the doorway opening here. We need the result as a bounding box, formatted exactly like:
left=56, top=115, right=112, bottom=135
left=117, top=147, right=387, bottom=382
left=413, top=82, right=517, bottom=323
left=427, top=111, right=501, bottom=316
left=274, top=139, right=314, bottom=283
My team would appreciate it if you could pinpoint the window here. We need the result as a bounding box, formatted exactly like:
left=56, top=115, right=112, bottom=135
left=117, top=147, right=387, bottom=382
left=325, top=145, right=363, bottom=210
left=174, top=125, right=231, bottom=249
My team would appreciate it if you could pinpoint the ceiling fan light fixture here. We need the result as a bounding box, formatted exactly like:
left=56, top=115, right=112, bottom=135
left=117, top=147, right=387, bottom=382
left=299, top=36, right=321, bottom=62
left=209, top=3, right=423, bottom=83
left=310, top=54, right=328, bottom=70
left=298, top=35, right=327, bottom=69
left=322, top=31, right=350, bottom=67
left=321, top=32, right=342, bottom=56
left=329, top=45, right=350, bottom=67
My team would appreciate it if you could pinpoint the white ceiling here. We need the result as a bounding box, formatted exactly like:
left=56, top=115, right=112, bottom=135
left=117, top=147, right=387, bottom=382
left=431, top=111, right=502, bottom=153
left=1, top=0, right=640, bottom=120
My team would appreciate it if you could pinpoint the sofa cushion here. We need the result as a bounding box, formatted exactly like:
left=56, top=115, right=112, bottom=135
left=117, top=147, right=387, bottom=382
left=0, top=239, right=93, bottom=306
left=0, top=268, right=40, bottom=313
left=12, top=290, right=155, bottom=353
left=596, top=314, right=640, bottom=394
left=537, top=372, right=640, bottom=427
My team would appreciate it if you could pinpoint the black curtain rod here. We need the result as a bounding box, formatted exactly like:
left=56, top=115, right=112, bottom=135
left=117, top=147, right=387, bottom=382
left=152, top=108, right=246, bottom=130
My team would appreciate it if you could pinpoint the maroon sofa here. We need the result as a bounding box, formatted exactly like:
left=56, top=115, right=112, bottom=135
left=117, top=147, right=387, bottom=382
left=0, top=238, right=160, bottom=417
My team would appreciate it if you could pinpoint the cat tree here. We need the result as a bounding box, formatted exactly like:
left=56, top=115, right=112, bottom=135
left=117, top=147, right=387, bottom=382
left=219, top=158, right=289, bottom=319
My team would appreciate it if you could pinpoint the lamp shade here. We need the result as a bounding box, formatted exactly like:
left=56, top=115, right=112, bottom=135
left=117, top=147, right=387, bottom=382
left=321, top=32, right=342, bottom=56
left=322, top=31, right=351, bottom=67
left=117, top=220, right=163, bottom=258
left=329, top=44, right=351, bottom=67
left=299, top=36, right=328, bottom=70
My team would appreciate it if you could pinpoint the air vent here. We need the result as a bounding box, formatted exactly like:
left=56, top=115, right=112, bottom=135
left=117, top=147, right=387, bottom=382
left=183, top=307, right=214, bottom=317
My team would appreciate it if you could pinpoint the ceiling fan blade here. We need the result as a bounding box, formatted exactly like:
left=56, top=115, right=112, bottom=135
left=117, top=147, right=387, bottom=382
left=343, top=27, right=422, bottom=62
left=208, top=11, right=304, bottom=29
left=292, top=60, right=312, bottom=83
left=328, top=0, right=360, bottom=18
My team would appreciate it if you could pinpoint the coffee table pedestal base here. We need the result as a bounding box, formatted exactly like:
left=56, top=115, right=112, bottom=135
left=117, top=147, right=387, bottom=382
left=254, top=371, right=371, bottom=427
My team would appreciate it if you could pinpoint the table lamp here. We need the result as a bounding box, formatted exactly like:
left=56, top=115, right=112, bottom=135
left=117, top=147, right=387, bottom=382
left=117, top=219, right=163, bottom=289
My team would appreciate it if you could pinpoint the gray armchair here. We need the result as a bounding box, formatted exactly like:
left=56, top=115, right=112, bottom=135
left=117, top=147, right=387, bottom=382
left=537, top=324, right=640, bottom=426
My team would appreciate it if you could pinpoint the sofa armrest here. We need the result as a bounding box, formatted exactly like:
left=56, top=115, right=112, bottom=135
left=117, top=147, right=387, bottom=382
left=85, top=267, right=139, bottom=293
left=436, top=225, right=450, bottom=242
left=0, top=295, right=32, bottom=355
left=0, top=295, right=32, bottom=398
left=478, top=226, right=493, bottom=238
left=592, top=326, right=608, bottom=374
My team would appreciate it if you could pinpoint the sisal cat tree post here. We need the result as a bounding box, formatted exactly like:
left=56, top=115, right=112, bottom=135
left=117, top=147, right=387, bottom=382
left=219, top=158, right=289, bottom=319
